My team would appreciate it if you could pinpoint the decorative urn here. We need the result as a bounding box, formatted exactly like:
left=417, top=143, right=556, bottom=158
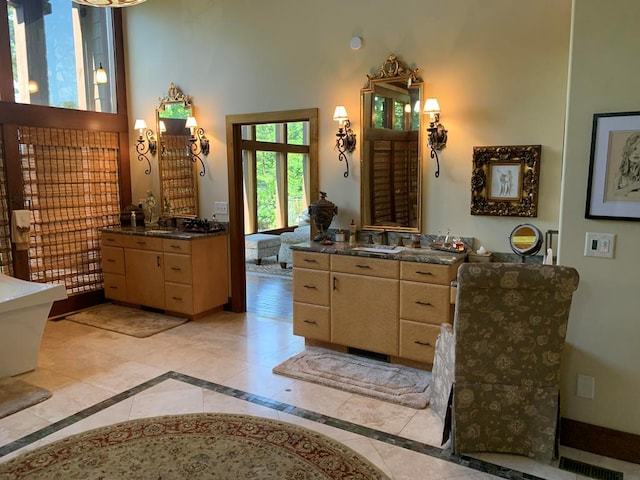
left=308, top=191, right=338, bottom=244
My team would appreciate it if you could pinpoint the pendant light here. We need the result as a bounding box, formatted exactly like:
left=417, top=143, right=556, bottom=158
left=74, top=0, right=147, bottom=7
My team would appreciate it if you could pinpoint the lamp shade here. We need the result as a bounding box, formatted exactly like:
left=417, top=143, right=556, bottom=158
left=95, top=63, right=108, bottom=84
left=333, top=105, right=349, bottom=123
left=134, top=119, right=147, bottom=131
left=185, top=117, right=198, bottom=129
left=74, top=0, right=147, bottom=7
left=423, top=98, right=441, bottom=114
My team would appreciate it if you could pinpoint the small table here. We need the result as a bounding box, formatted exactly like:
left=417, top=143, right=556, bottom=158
left=245, top=233, right=281, bottom=265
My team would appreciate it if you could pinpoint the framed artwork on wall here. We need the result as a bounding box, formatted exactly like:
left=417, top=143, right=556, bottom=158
left=586, top=111, right=640, bottom=220
left=471, top=145, right=541, bottom=217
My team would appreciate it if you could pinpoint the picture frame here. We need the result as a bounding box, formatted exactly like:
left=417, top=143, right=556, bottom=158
left=471, top=145, right=541, bottom=217
left=586, top=111, right=640, bottom=220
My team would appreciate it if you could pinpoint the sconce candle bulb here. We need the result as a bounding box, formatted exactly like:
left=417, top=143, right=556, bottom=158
left=95, top=63, right=108, bottom=84
left=423, top=98, right=448, bottom=178
left=333, top=105, right=357, bottom=178
left=186, top=116, right=209, bottom=177
left=133, top=119, right=157, bottom=175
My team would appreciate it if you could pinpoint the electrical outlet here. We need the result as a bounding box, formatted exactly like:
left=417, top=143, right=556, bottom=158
left=576, top=374, right=595, bottom=399
left=584, top=232, right=615, bottom=258
left=214, top=201, right=228, bottom=215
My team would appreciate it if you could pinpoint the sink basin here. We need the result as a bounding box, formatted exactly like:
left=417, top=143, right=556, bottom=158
left=352, top=246, right=404, bottom=254
left=146, top=229, right=174, bottom=234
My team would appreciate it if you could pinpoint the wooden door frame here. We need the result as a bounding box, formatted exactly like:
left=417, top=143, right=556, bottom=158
left=225, top=108, right=319, bottom=312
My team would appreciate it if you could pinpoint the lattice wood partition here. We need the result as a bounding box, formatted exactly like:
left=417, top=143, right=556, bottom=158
left=18, top=126, right=121, bottom=293
left=0, top=132, right=12, bottom=276
left=161, top=134, right=197, bottom=215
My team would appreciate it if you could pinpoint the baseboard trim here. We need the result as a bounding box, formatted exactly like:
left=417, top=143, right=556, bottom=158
left=560, top=417, right=640, bottom=465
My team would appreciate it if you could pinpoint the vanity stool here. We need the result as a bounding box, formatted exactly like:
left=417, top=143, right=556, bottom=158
left=245, top=233, right=281, bottom=265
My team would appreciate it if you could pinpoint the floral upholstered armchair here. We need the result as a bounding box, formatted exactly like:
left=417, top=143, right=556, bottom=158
left=430, top=263, right=580, bottom=462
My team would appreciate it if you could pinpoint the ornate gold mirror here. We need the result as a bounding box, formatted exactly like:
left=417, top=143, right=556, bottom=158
left=156, top=83, right=198, bottom=216
left=360, top=54, right=423, bottom=233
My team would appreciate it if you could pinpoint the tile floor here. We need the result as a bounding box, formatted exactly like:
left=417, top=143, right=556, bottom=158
left=1, top=309, right=639, bottom=479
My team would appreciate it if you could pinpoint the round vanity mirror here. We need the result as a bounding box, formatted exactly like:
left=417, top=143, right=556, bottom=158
left=509, top=223, right=543, bottom=256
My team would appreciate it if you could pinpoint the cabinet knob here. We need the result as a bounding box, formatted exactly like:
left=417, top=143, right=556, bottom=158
left=106, top=259, right=115, bottom=263
left=172, top=296, right=182, bottom=301
left=416, top=270, right=434, bottom=276
left=415, top=300, right=433, bottom=306
left=414, top=340, right=431, bottom=346
left=170, top=245, right=181, bottom=250
left=303, top=284, right=317, bottom=289
left=303, top=319, right=317, bottom=324
left=303, top=258, right=318, bottom=263
left=355, top=264, right=371, bottom=269
left=171, top=267, right=182, bottom=271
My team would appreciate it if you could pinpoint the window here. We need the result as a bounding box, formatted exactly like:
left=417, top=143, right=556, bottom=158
left=7, top=0, right=116, bottom=112
left=241, top=121, right=309, bottom=234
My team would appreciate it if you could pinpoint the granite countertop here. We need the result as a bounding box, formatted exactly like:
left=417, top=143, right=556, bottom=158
left=290, top=241, right=466, bottom=266
left=99, top=226, right=228, bottom=240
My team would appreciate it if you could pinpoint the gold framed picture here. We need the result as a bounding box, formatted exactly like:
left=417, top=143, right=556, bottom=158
left=471, top=145, right=541, bottom=217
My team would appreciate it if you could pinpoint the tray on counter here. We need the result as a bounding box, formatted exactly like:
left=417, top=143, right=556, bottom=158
left=429, top=242, right=468, bottom=254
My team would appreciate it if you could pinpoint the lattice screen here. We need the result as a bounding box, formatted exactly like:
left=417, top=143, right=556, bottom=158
left=0, top=132, right=12, bottom=276
left=18, top=126, right=121, bottom=293
left=161, top=134, right=197, bottom=215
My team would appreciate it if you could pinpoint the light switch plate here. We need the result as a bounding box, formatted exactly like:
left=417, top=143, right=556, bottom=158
left=214, top=201, right=228, bottom=215
left=584, top=232, right=615, bottom=258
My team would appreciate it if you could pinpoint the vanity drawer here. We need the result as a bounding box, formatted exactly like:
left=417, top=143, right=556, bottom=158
left=101, top=246, right=125, bottom=274
left=121, top=235, right=164, bottom=251
left=400, top=261, right=457, bottom=285
left=293, top=302, right=330, bottom=341
left=293, top=250, right=330, bottom=270
left=331, top=254, right=399, bottom=279
left=163, top=238, right=191, bottom=254
left=165, top=283, right=193, bottom=314
left=293, top=269, right=330, bottom=306
left=101, top=232, right=126, bottom=247
left=164, top=253, right=193, bottom=284
left=103, top=273, right=127, bottom=302
left=399, top=320, right=441, bottom=363
left=400, top=281, right=451, bottom=324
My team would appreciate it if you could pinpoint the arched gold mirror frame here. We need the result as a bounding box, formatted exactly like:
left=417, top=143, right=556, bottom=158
left=156, top=82, right=199, bottom=217
left=360, top=54, right=424, bottom=233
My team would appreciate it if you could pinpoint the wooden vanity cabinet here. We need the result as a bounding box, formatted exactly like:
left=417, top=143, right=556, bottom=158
left=399, top=261, right=458, bottom=363
left=100, top=231, right=228, bottom=318
left=292, top=251, right=331, bottom=342
left=330, top=255, right=399, bottom=356
left=291, top=248, right=462, bottom=367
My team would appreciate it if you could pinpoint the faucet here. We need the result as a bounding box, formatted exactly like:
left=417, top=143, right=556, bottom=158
left=373, top=230, right=388, bottom=245
left=395, top=235, right=410, bottom=247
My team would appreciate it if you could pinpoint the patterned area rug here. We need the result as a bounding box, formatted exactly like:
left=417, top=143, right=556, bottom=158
left=273, top=347, right=432, bottom=409
left=0, top=413, right=389, bottom=479
left=65, top=303, right=188, bottom=338
left=246, top=257, right=292, bottom=278
left=0, top=378, right=51, bottom=420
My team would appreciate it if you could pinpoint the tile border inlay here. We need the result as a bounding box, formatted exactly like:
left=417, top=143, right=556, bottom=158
left=0, top=372, right=546, bottom=479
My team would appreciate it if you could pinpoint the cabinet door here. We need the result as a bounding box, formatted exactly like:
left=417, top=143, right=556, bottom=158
left=331, top=272, right=399, bottom=356
left=125, top=249, right=165, bottom=309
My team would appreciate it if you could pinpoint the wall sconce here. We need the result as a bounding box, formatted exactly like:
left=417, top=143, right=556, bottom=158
left=423, top=98, right=448, bottom=178
left=333, top=105, right=357, bottom=178
left=133, top=119, right=157, bottom=175
left=95, top=63, right=108, bottom=84
left=185, top=116, right=209, bottom=177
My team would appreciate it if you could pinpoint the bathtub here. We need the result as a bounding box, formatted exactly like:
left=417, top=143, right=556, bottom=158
left=0, top=273, right=67, bottom=377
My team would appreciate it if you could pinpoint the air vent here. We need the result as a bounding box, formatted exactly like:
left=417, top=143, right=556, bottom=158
left=559, top=457, right=623, bottom=480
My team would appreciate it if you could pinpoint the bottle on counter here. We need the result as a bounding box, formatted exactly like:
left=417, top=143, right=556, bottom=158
left=349, top=219, right=357, bottom=245
left=130, top=210, right=137, bottom=229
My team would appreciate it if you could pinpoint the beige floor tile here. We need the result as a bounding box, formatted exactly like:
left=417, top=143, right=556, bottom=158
left=339, top=437, right=395, bottom=478
left=221, top=361, right=297, bottom=398
left=128, top=380, right=204, bottom=418
left=27, top=381, right=115, bottom=423
left=271, top=379, right=353, bottom=416
left=332, top=394, right=419, bottom=435
left=398, top=407, right=445, bottom=446
left=0, top=411, right=51, bottom=446
left=202, top=391, right=280, bottom=419
left=82, top=360, right=166, bottom=393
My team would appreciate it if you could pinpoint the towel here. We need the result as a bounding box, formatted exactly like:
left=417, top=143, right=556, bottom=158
left=11, top=210, right=31, bottom=251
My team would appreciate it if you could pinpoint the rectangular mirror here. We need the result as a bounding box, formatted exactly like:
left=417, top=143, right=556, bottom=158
left=156, top=83, right=199, bottom=216
left=360, top=55, right=424, bottom=233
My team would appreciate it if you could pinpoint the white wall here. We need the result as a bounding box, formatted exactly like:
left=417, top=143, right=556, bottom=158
left=124, top=0, right=570, bottom=253
left=558, top=0, right=640, bottom=435
left=123, top=0, right=640, bottom=438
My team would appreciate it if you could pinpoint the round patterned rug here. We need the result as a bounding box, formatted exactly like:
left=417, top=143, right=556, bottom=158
left=0, top=413, right=389, bottom=479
